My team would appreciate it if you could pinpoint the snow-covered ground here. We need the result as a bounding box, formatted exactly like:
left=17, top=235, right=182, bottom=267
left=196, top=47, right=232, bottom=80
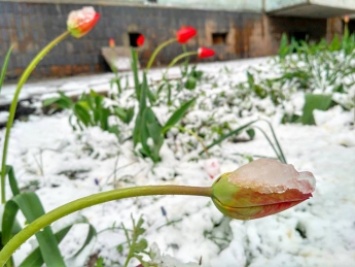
left=1, top=57, right=355, bottom=267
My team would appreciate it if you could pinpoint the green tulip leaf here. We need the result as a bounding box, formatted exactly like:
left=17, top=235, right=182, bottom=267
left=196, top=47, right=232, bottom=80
left=162, top=98, right=196, bottom=134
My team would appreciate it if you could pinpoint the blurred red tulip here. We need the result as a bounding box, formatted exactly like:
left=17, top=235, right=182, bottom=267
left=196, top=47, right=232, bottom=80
left=176, top=26, right=197, bottom=44
left=109, top=38, right=115, bottom=48
left=197, top=47, right=215, bottom=58
left=67, top=6, right=100, bottom=38
left=136, top=34, right=145, bottom=47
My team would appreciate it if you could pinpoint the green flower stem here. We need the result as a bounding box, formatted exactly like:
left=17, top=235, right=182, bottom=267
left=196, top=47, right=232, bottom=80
left=0, top=185, right=212, bottom=266
left=146, top=38, right=176, bottom=70
left=0, top=31, right=70, bottom=204
left=130, top=48, right=140, bottom=99
left=163, top=51, right=197, bottom=81
left=0, top=46, right=13, bottom=94
left=168, top=51, right=197, bottom=68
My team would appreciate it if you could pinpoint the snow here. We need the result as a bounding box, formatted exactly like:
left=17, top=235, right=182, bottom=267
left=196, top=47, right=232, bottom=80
left=228, top=159, right=316, bottom=194
left=1, top=56, right=355, bottom=267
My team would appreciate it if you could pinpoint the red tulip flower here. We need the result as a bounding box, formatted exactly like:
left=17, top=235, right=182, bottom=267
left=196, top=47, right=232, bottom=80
left=67, top=6, right=100, bottom=38
left=198, top=47, right=215, bottom=58
left=212, top=159, right=316, bottom=220
left=136, top=34, right=145, bottom=47
left=176, top=26, right=197, bottom=44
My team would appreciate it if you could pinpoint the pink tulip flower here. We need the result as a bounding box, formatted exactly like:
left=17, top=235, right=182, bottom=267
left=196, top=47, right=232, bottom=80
left=212, top=159, right=316, bottom=220
left=67, top=6, right=100, bottom=38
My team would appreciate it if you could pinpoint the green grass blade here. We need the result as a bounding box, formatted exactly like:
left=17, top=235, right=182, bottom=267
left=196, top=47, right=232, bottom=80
left=74, top=102, right=92, bottom=127
left=20, top=221, right=97, bottom=267
left=301, top=93, right=333, bottom=125
left=252, top=126, right=282, bottom=162
left=200, top=120, right=258, bottom=155
left=261, top=120, right=287, bottom=164
left=0, top=200, right=18, bottom=266
left=139, top=111, right=151, bottom=157
left=133, top=72, right=148, bottom=146
left=162, top=98, right=196, bottom=134
left=42, top=92, right=74, bottom=110
left=114, top=107, right=134, bottom=124
left=5, top=165, right=20, bottom=197
left=1, top=201, right=19, bottom=246
left=72, top=224, right=97, bottom=257
left=131, top=48, right=140, bottom=99
left=19, top=225, right=73, bottom=267
left=145, top=108, right=163, bottom=162
left=2, top=192, right=66, bottom=267
left=278, top=33, right=289, bottom=59
left=0, top=46, right=13, bottom=94
left=147, top=86, right=157, bottom=105
left=99, top=108, right=110, bottom=131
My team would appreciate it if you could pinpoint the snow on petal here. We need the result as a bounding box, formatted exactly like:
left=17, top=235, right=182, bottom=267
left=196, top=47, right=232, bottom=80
left=228, top=158, right=316, bottom=194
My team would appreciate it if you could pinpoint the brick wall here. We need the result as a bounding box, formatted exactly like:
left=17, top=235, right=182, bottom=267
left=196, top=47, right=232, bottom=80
left=0, top=1, right=343, bottom=80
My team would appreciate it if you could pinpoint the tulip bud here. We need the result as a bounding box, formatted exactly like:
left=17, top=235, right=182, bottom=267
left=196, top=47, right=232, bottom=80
left=136, top=34, right=145, bottom=47
left=197, top=47, right=215, bottom=59
left=67, top=6, right=100, bottom=38
left=212, top=159, right=316, bottom=220
left=176, top=26, right=197, bottom=44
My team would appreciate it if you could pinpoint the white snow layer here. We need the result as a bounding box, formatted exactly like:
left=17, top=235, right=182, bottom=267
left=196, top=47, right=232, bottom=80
left=1, top=57, right=354, bottom=267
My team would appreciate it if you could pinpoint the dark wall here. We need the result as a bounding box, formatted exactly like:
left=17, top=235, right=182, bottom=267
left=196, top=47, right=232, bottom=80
left=267, top=16, right=327, bottom=45
left=0, top=1, right=264, bottom=79
left=347, top=19, right=355, bottom=33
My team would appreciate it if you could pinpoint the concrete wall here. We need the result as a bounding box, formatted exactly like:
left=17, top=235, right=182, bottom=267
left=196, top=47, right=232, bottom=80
left=0, top=0, right=144, bottom=4
left=0, top=1, right=266, bottom=79
left=1, top=0, right=262, bottom=11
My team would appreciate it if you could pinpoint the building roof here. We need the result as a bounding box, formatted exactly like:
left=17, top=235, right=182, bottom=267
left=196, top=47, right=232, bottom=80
left=265, top=0, right=355, bottom=18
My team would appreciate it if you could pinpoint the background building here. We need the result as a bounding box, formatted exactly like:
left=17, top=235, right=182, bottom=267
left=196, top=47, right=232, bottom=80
left=0, top=0, right=354, bottom=79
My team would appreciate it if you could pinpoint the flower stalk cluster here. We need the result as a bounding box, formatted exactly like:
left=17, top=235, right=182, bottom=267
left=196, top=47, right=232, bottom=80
left=146, top=25, right=215, bottom=70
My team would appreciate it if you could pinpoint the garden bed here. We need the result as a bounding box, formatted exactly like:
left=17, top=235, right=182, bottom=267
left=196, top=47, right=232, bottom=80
left=3, top=55, right=355, bottom=266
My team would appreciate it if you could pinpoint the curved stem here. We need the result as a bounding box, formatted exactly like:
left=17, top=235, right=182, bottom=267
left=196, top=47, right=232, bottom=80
left=146, top=38, right=176, bottom=70
left=0, top=185, right=212, bottom=266
left=0, top=31, right=70, bottom=203
left=0, top=46, right=13, bottom=94
left=168, top=51, right=197, bottom=68
left=163, top=51, right=197, bottom=80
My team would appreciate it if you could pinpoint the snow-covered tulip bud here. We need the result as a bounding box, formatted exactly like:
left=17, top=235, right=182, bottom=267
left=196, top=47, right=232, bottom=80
left=212, top=159, right=316, bottom=220
left=67, top=6, right=100, bottom=38
left=204, top=158, right=221, bottom=179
